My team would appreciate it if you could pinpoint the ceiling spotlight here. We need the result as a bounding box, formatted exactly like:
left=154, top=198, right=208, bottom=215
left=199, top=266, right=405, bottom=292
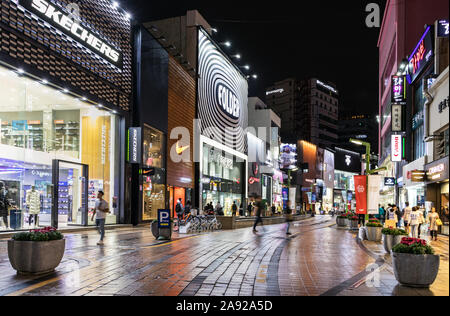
left=240, top=65, right=250, bottom=70
left=112, top=1, right=119, bottom=9
left=98, top=104, right=103, bottom=108
left=211, top=28, right=218, bottom=33
left=17, top=68, right=24, bottom=74
left=150, top=25, right=158, bottom=32
left=252, top=74, right=258, bottom=79
left=41, top=80, right=48, bottom=84
left=81, top=97, right=87, bottom=101
left=63, top=89, right=69, bottom=93
left=112, top=110, right=117, bottom=114
left=221, top=41, right=231, bottom=47
left=125, top=12, right=131, bottom=19
left=233, top=54, right=241, bottom=59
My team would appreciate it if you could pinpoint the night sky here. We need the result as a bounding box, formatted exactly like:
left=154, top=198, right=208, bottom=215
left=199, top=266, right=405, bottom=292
left=124, top=0, right=386, bottom=116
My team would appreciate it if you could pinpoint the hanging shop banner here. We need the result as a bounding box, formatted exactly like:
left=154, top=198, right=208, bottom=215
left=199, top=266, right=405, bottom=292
left=128, top=127, right=142, bottom=164
left=391, top=104, right=404, bottom=132
left=384, top=177, right=396, bottom=187
left=391, top=76, right=407, bottom=105
left=391, top=135, right=403, bottom=162
left=368, top=175, right=382, bottom=215
left=18, top=0, right=123, bottom=69
left=354, top=175, right=368, bottom=215
left=407, top=26, right=434, bottom=84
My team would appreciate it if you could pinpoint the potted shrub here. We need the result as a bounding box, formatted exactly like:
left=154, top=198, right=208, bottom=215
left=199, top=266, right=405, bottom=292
left=366, top=219, right=383, bottom=242
left=8, top=227, right=65, bottom=275
left=382, top=227, right=408, bottom=253
left=391, top=238, right=440, bottom=288
left=348, top=215, right=359, bottom=230
left=336, top=213, right=349, bottom=227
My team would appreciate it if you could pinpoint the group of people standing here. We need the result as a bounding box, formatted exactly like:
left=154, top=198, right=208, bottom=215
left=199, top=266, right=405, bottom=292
left=378, top=202, right=442, bottom=241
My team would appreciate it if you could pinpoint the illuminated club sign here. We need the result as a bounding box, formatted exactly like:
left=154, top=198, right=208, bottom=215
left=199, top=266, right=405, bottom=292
left=392, top=75, right=407, bottom=104
left=18, top=0, right=123, bottom=69
left=407, top=26, right=434, bottom=84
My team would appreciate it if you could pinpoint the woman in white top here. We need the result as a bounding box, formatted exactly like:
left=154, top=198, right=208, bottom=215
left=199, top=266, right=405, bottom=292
left=427, top=207, right=440, bottom=241
left=409, top=206, right=424, bottom=239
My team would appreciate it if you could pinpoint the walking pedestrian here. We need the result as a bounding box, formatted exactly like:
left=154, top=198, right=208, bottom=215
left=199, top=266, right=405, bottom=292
left=239, top=202, right=244, bottom=217
left=176, top=199, right=184, bottom=222
left=247, top=202, right=253, bottom=217
left=284, top=204, right=293, bottom=235
left=378, top=205, right=386, bottom=225
left=427, top=207, right=441, bottom=242
left=91, top=191, right=110, bottom=246
left=252, top=194, right=264, bottom=233
left=386, top=205, right=398, bottom=228
left=395, top=205, right=403, bottom=228
left=232, top=201, right=238, bottom=217
left=409, top=206, right=422, bottom=239
left=418, top=207, right=426, bottom=239
left=402, top=202, right=412, bottom=234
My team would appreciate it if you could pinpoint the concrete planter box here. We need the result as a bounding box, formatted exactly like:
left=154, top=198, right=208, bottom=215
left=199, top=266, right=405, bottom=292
left=336, top=217, right=348, bottom=227
left=366, top=226, right=383, bottom=242
left=392, top=252, right=440, bottom=288
left=8, top=239, right=65, bottom=275
left=348, top=220, right=359, bottom=230
left=383, top=235, right=404, bottom=253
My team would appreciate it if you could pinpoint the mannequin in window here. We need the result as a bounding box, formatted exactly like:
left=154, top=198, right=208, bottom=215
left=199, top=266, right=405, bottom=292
left=26, top=186, right=41, bottom=228
left=0, top=181, right=10, bottom=229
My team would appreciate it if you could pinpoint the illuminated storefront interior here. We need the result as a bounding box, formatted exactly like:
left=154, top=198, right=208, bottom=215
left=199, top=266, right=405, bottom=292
left=0, top=65, right=121, bottom=230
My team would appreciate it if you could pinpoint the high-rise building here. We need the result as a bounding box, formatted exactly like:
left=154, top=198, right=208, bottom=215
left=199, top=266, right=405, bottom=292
left=265, top=78, right=339, bottom=148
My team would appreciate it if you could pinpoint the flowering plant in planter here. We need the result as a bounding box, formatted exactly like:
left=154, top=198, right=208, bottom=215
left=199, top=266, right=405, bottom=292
left=366, top=219, right=383, bottom=228
left=348, top=215, right=359, bottom=221
left=392, top=238, right=434, bottom=255
left=382, top=227, right=408, bottom=236
left=12, top=227, right=64, bottom=242
left=337, top=212, right=352, bottom=219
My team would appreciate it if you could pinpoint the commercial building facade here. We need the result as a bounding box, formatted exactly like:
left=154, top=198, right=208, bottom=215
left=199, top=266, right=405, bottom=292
left=266, top=78, right=339, bottom=148
left=0, top=0, right=132, bottom=231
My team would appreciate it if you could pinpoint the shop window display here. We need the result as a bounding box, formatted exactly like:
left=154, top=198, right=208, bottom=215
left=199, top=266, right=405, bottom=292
left=142, top=126, right=166, bottom=221
left=0, top=66, right=120, bottom=231
left=201, top=144, right=244, bottom=216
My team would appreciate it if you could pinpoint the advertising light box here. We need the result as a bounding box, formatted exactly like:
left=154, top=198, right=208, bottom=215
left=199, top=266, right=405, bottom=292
left=197, top=29, right=248, bottom=154
left=391, top=135, right=403, bottom=162
left=407, top=26, right=434, bottom=84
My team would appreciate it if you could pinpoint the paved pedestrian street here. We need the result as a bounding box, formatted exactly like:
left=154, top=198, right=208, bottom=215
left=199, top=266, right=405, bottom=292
left=0, top=217, right=448, bottom=297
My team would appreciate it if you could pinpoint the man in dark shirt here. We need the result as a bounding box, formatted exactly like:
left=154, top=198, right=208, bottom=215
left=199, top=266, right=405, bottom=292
left=252, top=194, right=264, bottom=233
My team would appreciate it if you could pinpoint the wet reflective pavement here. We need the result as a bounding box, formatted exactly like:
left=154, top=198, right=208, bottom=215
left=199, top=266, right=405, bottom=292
left=0, top=217, right=448, bottom=296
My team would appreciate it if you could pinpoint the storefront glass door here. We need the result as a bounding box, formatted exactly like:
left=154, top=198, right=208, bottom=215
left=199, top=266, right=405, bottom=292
left=52, top=160, right=88, bottom=228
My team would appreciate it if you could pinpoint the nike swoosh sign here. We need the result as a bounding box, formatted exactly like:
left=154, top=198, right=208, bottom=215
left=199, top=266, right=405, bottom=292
left=176, top=142, right=190, bottom=155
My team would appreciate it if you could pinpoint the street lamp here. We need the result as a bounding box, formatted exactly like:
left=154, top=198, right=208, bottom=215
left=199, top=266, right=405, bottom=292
left=350, top=138, right=371, bottom=175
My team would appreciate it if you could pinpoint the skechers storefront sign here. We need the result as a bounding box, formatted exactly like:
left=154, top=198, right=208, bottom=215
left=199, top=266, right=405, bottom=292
left=128, top=128, right=142, bottom=164
left=19, top=0, right=123, bottom=69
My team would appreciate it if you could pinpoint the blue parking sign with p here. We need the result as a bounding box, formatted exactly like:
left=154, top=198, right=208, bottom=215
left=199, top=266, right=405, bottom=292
left=158, top=209, right=171, bottom=228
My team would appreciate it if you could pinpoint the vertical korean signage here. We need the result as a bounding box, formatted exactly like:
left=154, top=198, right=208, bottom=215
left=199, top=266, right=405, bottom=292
left=391, top=75, right=407, bottom=104
left=128, top=127, right=142, bottom=164
left=354, top=176, right=367, bottom=215
left=391, top=104, right=404, bottom=132
left=391, top=135, right=403, bottom=162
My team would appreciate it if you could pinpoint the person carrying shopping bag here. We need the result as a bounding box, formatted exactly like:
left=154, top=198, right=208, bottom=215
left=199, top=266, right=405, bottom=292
left=427, top=207, right=442, bottom=242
